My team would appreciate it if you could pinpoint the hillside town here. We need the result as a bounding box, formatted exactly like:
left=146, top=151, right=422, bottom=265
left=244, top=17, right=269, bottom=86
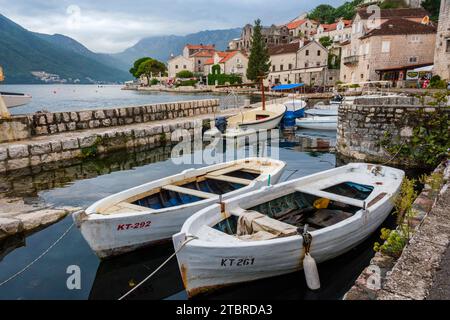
left=156, top=0, right=449, bottom=90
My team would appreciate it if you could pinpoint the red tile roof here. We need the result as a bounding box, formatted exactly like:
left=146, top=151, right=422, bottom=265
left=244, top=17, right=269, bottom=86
left=320, top=20, right=352, bottom=32
left=357, top=7, right=429, bottom=19
left=360, top=18, right=436, bottom=39
left=220, top=51, right=242, bottom=63
left=287, top=19, right=306, bottom=30
left=190, top=50, right=215, bottom=57
left=204, top=58, right=215, bottom=65
left=186, top=44, right=215, bottom=50
left=268, top=42, right=300, bottom=55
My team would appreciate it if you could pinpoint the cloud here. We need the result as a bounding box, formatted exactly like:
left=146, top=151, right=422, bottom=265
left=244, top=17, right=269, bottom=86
left=0, top=0, right=343, bottom=53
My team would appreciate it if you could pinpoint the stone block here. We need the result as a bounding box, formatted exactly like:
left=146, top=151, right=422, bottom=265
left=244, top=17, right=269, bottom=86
left=6, top=158, right=30, bottom=170
left=70, top=112, right=79, bottom=122
left=62, top=138, right=79, bottom=150
left=8, top=144, right=29, bottom=159
left=0, top=147, right=7, bottom=161
left=30, top=142, right=51, bottom=156
left=79, top=111, right=93, bottom=122
left=94, top=110, right=106, bottom=119
left=0, top=218, right=23, bottom=238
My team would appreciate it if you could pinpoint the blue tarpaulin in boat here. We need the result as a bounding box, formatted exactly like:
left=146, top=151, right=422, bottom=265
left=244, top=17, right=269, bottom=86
left=271, top=83, right=304, bottom=91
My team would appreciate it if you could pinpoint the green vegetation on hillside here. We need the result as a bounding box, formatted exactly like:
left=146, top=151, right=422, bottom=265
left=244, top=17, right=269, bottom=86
left=421, top=0, right=442, bottom=21
left=307, top=0, right=364, bottom=23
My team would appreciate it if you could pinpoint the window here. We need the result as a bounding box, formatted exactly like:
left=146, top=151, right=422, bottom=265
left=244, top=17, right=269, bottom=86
left=288, top=63, right=293, bottom=70
left=316, top=62, right=320, bottom=66
left=361, top=74, right=364, bottom=79
left=381, top=41, right=390, bottom=53
left=317, top=50, right=321, bottom=56
left=305, top=62, right=309, bottom=68
left=329, top=76, right=333, bottom=81
left=306, top=50, right=309, bottom=56
left=411, top=35, right=420, bottom=43
left=175, top=65, right=179, bottom=69
left=280, top=65, right=284, bottom=71
left=183, top=65, right=187, bottom=69
left=446, top=39, right=450, bottom=53
left=198, top=60, right=201, bottom=64
left=272, top=65, right=276, bottom=72
left=409, top=56, right=418, bottom=63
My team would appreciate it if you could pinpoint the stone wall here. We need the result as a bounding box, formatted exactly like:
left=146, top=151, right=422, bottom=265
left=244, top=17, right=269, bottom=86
left=433, top=0, right=450, bottom=80
left=336, top=96, right=448, bottom=167
left=344, top=162, right=450, bottom=300
left=29, top=99, right=218, bottom=136
left=0, top=117, right=210, bottom=174
left=0, top=99, right=219, bottom=142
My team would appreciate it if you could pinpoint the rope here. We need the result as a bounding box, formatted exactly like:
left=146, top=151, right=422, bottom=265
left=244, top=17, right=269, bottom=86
left=118, top=235, right=198, bottom=301
left=0, top=221, right=75, bottom=287
left=283, top=169, right=299, bottom=182
left=381, top=141, right=407, bottom=166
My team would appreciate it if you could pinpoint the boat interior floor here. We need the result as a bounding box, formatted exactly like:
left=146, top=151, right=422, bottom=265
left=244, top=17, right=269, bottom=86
left=100, top=166, right=262, bottom=215
left=213, top=185, right=372, bottom=241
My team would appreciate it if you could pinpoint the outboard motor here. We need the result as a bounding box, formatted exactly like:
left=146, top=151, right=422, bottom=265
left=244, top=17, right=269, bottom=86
left=215, top=117, right=228, bottom=134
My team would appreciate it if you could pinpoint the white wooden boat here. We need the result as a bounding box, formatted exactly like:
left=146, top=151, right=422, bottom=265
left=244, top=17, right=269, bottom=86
left=296, top=116, right=337, bottom=130
left=0, top=92, right=32, bottom=108
left=173, top=163, right=405, bottom=297
left=284, top=99, right=307, bottom=113
left=73, top=158, right=286, bottom=259
left=305, top=109, right=337, bottom=117
left=206, top=104, right=286, bottom=138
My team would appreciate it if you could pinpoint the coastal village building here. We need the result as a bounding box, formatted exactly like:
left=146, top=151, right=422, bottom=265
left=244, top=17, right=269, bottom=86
left=168, top=44, right=215, bottom=78
left=314, top=18, right=353, bottom=43
left=267, top=40, right=338, bottom=86
left=204, top=51, right=249, bottom=82
left=231, top=24, right=293, bottom=53
left=286, top=18, right=318, bottom=39
left=433, top=0, right=450, bottom=80
left=340, top=8, right=436, bottom=86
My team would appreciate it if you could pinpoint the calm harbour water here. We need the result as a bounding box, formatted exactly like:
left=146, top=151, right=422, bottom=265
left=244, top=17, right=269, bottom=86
left=1, top=84, right=261, bottom=115
left=0, top=85, right=388, bottom=300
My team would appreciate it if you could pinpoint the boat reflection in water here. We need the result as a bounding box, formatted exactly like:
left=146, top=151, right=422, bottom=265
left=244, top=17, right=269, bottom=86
left=281, top=129, right=336, bottom=153
left=89, top=242, right=185, bottom=300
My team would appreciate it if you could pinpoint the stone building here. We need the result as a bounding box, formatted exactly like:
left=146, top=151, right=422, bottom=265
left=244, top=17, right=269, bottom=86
left=286, top=18, right=318, bottom=39
left=340, top=8, right=436, bottom=85
left=168, top=44, right=215, bottom=78
left=233, top=24, right=293, bottom=52
left=267, top=40, right=337, bottom=86
left=433, top=0, right=450, bottom=80
left=204, top=51, right=249, bottom=82
left=314, top=18, right=353, bottom=43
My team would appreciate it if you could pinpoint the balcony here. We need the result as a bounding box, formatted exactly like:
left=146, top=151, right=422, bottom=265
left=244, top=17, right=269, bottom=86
left=343, top=55, right=359, bottom=66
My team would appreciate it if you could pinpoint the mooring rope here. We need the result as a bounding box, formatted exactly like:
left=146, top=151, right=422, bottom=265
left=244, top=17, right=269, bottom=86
left=118, top=235, right=198, bottom=301
left=283, top=169, right=299, bottom=182
left=0, top=221, right=75, bottom=287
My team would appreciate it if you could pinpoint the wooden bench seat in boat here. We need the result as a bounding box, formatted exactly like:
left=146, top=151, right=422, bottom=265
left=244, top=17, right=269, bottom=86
left=295, top=187, right=365, bottom=209
left=102, top=202, right=153, bottom=215
left=198, top=225, right=243, bottom=243
left=162, top=185, right=218, bottom=199
left=204, top=174, right=252, bottom=186
left=207, top=164, right=261, bottom=177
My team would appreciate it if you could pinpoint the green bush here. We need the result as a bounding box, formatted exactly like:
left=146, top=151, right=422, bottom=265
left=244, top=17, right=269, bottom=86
left=176, top=79, right=197, bottom=87
left=150, top=78, right=159, bottom=86
left=429, top=75, right=447, bottom=89
left=208, top=73, right=242, bottom=86
left=176, top=70, right=194, bottom=79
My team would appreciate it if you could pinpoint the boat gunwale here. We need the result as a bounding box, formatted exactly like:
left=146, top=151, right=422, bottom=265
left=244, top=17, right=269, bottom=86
left=84, top=157, right=286, bottom=220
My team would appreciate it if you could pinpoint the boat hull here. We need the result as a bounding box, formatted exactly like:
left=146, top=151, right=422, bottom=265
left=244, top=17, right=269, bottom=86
left=296, top=117, right=337, bottom=130
left=0, top=93, right=32, bottom=108
left=173, top=163, right=404, bottom=297
left=74, top=159, right=285, bottom=259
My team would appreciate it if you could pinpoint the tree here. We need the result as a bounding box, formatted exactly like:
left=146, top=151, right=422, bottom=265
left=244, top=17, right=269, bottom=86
left=129, top=57, right=152, bottom=78
left=421, top=0, right=441, bottom=21
left=246, top=19, right=271, bottom=82
left=307, top=5, right=336, bottom=24
left=176, top=70, right=194, bottom=79
left=319, top=36, right=333, bottom=48
left=136, top=59, right=167, bottom=85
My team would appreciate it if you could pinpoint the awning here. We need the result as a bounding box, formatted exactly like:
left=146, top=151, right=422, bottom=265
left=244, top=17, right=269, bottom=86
left=375, top=63, right=433, bottom=73
left=271, top=83, right=305, bottom=91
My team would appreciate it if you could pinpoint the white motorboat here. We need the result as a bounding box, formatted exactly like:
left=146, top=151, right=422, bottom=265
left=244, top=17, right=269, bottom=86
left=73, top=158, right=286, bottom=259
left=0, top=91, right=32, bottom=108
left=206, top=104, right=287, bottom=138
left=173, top=163, right=405, bottom=297
left=296, top=116, right=337, bottom=130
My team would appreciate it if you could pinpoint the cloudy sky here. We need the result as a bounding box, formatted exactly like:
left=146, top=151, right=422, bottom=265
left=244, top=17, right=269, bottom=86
left=0, top=0, right=343, bottom=53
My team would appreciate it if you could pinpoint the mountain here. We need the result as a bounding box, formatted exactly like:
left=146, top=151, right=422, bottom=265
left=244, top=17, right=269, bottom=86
left=113, top=28, right=242, bottom=66
left=34, top=33, right=130, bottom=72
left=0, top=14, right=131, bottom=84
